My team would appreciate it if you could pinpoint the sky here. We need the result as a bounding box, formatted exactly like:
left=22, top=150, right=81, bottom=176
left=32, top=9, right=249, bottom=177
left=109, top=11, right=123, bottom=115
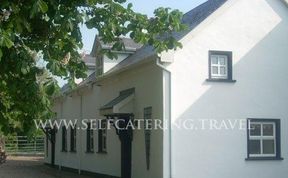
left=80, top=0, right=206, bottom=53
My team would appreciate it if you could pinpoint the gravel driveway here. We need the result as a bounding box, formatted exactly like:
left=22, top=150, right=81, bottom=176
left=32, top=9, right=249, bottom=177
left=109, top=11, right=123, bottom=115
left=0, top=156, right=93, bottom=178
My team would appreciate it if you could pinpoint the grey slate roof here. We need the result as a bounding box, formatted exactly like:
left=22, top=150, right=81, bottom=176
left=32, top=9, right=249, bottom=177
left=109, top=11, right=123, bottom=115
left=90, top=36, right=143, bottom=56
left=99, top=37, right=143, bottom=51
left=176, top=0, right=227, bottom=39
left=61, top=83, right=70, bottom=93
left=103, top=0, right=227, bottom=76
left=100, top=88, right=135, bottom=110
left=82, top=54, right=96, bottom=68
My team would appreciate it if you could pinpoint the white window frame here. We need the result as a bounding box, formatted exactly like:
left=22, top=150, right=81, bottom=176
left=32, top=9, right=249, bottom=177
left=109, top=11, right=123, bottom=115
left=248, top=122, right=276, bottom=157
left=210, top=54, right=228, bottom=79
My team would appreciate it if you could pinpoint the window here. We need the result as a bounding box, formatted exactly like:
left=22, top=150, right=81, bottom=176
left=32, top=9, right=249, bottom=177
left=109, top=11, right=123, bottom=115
left=70, top=126, right=77, bottom=152
left=207, top=51, right=235, bottom=82
left=62, top=126, right=67, bottom=152
left=247, top=119, right=282, bottom=160
left=86, top=122, right=94, bottom=153
left=96, top=55, right=103, bottom=76
left=98, top=120, right=107, bottom=153
left=144, top=107, right=152, bottom=170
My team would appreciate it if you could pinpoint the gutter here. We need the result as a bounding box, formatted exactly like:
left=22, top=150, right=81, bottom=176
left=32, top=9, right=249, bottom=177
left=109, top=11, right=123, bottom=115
left=156, top=58, right=172, bottom=178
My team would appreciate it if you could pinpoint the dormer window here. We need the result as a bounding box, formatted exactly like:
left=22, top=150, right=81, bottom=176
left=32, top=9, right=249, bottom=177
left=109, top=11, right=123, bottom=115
left=207, top=51, right=236, bottom=82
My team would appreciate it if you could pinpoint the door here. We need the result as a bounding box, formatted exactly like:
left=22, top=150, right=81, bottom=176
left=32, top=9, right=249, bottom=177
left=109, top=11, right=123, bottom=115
left=117, top=115, right=133, bottom=178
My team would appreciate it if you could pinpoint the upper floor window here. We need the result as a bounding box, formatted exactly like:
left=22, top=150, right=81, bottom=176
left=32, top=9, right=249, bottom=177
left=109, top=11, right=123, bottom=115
left=62, top=126, right=67, bottom=152
left=144, top=107, right=152, bottom=170
left=246, top=119, right=282, bottom=160
left=207, top=51, right=235, bottom=82
left=70, top=125, right=77, bottom=152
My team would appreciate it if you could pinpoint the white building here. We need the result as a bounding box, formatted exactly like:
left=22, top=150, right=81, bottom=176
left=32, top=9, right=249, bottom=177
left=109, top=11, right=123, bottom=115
left=44, top=0, right=288, bottom=178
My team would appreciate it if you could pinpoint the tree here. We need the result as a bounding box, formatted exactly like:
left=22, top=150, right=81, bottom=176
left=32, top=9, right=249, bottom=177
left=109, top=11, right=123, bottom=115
left=0, top=0, right=185, bottom=135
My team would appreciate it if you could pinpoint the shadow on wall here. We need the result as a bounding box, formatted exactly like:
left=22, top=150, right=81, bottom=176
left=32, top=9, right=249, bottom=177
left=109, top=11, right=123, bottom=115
left=175, top=0, right=288, bottom=125
left=172, top=0, right=288, bottom=177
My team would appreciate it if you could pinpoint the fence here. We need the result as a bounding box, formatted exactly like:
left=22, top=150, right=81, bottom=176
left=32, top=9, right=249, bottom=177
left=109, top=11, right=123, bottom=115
left=3, top=136, right=45, bottom=156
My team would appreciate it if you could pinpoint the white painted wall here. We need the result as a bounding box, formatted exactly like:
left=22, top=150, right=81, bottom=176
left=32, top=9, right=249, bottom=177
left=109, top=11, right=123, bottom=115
left=98, top=62, right=163, bottom=178
left=46, top=60, right=164, bottom=178
left=103, top=53, right=130, bottom=73
left=168, top=0, right=288, bottom=177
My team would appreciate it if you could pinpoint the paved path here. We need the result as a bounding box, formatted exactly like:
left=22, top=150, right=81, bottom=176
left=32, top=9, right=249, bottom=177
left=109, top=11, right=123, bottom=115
left=0, top=156, right=93, bottom=178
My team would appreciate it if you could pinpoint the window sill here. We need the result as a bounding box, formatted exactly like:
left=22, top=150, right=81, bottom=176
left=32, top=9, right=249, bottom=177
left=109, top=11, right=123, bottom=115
left=206, top=78, right=236, bottom=83
left=97, top=151, right=107, bottom=154
left=85, top=151, right=94, bottom=154
left=245, top=157, right=283, bottom=161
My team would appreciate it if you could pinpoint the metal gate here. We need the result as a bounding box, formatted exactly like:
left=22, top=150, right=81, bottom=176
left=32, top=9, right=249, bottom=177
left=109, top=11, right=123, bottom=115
left=3, top=136, right=44, bottom=156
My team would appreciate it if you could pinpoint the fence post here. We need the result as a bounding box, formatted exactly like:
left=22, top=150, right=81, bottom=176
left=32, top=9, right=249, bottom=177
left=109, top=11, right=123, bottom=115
left=16, top=136, right=18, bottom=155
left=34, top=138, right=37, bottom=154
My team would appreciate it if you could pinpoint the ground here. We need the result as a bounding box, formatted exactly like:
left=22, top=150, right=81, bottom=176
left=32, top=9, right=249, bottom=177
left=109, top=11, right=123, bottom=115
left=0, top=156, right=93, bottom=178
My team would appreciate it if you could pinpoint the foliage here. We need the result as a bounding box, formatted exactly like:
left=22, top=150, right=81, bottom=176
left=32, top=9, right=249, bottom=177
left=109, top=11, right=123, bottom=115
left=0, top=0, right=185, bottom=135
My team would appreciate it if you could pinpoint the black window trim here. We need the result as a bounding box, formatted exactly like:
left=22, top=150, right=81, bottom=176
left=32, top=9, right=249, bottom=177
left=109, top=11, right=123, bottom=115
left=70, top=126, right=77, bottom=153
left=86, top=122, right=94, bottom=153
left=246, top=118, right=283, bottom=161
left=97, top=119, right=107, bottom=154
left=61, top=126, right=67, bottom=152
left=207, top=50, right=236, bottom=83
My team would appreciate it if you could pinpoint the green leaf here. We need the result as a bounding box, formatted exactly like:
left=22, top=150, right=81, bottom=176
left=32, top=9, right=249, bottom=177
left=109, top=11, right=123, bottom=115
left=47, top=61, right=61, bottom=75
left=0, top=49, right=2, bottom=61
left=21, top=63, right=30, bottom=75
left=37, top=0, right=48, bottom=13
left=127, top=3, right=133, bottom=9
left=1, top=35, right=14, bottom=48
left=45, top=82, right=55, bottom=96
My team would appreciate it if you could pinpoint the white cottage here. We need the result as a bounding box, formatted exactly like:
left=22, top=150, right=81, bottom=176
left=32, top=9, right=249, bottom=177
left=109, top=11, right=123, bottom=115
left=44, top=0, right=288, bottom=178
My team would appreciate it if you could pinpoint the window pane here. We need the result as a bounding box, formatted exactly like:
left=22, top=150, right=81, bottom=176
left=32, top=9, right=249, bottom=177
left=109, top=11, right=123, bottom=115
left=211, top=56, right=218, bottom=64
left=212, top=66, right=218, bottom=74
left=220, top=67, right=226, bottom=75
left=219, top=57, right=226, bottom=65
left=249, top=140, right=261, bottom=154
left=263, top=124, right=274, bottom=136
left=263, top=140, right=275, bottom=154
left=250, top=124, right=261, bottom=136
